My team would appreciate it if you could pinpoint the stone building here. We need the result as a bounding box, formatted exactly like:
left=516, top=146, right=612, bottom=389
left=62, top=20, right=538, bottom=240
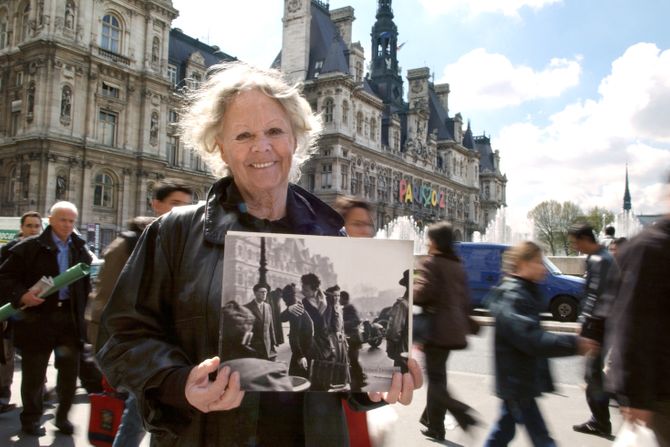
left=0, top=0, right=230, bottom=250
left=278, top=0, right=507, bottom=240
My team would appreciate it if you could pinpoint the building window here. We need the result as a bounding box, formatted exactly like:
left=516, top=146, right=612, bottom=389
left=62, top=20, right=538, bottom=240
left=342, top=100, right=349, bottom=124
left=307, top=173, right=315, bottom=192
left=321, top=164, right=332, bottom=189
left=15, top=71, right=23, bottom=87
left=168, top=109, right=178, bottom=123
left=370, top=118, right=377, bottom=141
left=101, top=14, right=121, bottom=53
left=93, top=172, right=114, bottom=207
left=167, top=65, right=178, bottom=87
left=10, top=112, right=20, bottom=136
left=101, top=82, right=119, bottom=98
left=341, top=170, right=348, bottom=190
left=356, top=111, right=363, bottom=134
left=98, top=110, right=117, bottom=146
left=190, top=72, right=201, bottom=90
left=393, top=130, right=400, bottom=150
left=167, top=136, right=179, bottom=166
left=323, top=97, right=334, bottom=123
left=20, top=2, right=31, bottom=42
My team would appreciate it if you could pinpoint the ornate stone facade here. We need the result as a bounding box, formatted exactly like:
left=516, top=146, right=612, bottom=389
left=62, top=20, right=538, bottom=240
left=279, top=0, right=507, bottom=240
left=0, top=0, right=228, bottom=250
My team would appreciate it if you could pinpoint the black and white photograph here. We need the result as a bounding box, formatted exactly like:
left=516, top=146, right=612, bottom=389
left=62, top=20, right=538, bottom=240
left=220, top=231, right=413, bottom=393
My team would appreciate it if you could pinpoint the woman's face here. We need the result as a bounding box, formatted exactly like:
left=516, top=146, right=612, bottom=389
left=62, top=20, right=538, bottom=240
left=217, top=89, right=296, bottom=197
left=345, top=207, right=374, bottom=237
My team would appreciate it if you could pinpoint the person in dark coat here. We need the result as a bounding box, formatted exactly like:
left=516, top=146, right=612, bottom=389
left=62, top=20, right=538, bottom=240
left=244, top=284, right=277, bottom=361
left=386, top=271, right=409, bottom=372
left=95, top=62, right=421, bottom=447
left=414, top=222, right=477, bottom=441
left=280, top=283, right=314, bottom=379
left=484, top=241, right=597, bottom=447
left=605, top=207, right=670, bottom=446
left=0, top=211, right=42, bottom=415
left=340, top=290, right=366, bottom=390
left=0, top=201, right=92, bottom=436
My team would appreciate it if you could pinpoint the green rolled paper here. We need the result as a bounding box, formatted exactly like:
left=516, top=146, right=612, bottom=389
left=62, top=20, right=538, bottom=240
left=0, top=262, right=90, bottom=322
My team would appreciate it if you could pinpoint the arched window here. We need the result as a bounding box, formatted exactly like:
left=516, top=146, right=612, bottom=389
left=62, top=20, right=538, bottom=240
left=323, top=97, right=334, bottom=123
left=101, top=14, right=121, bottom=53
left=356, top=111, right=363, bottom=134
left=93, top=172, right=114, bottom=207
left=370, top=118, right=377, bottom=141
left=0, top=9, right=8, bottom=49
left=20, top=2, right=31, bottom=42
left=341, top=100, right=349, bottom=124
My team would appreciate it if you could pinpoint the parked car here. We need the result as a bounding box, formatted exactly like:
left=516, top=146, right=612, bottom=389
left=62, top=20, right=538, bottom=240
left=453, top=242, right=585, bottom=322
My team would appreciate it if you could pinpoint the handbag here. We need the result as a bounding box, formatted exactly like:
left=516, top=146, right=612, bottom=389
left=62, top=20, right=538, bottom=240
left=612, top=421, right=659, bottom=447
left=88, top=378, right=126, bottom=447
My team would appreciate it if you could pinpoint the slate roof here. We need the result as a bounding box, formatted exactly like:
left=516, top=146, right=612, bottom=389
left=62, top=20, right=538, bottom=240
left=307, top=3, right=349, bottom=79
left=474, top=135, right=496, bottom=172
left=427, top=88, right=454, bottom=141
left=168, top=28, right=236, bottom=84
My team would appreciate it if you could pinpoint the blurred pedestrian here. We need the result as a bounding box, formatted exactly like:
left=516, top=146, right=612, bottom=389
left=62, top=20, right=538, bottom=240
left=605, top=176, right=670, bottom=446
left=484, top=241, right=598, bottom=447
left=608, top=237, right=627, bottom=258
left=0, top=211, right=42, bottom=414
left=568, top=223, right=615, bottom=438
left=601, top=225, right=616, bottom=249
left=95, top=62, right=421, bottom=446
left=414, top=222, right=478, bottom=442
left=334, top=196, right=375, bottom=238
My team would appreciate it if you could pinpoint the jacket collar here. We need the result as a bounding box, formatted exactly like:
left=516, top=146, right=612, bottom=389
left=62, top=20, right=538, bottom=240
left=203, top=176, right=345, bottom=245
left=36, top=226, right=87, bottom=251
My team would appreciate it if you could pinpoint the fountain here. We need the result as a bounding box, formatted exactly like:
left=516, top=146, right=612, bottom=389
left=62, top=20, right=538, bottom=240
left=477, top=208, right=533, bottom=244
left=612, top=211, right=643, bottom=239
left=375, top=215, right=428, bottom=255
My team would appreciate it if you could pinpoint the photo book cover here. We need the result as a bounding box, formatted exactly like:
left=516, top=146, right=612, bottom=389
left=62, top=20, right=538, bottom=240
left=219, top=231, right=413, bottom=392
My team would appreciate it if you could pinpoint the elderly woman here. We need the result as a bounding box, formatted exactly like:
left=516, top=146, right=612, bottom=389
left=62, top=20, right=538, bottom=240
left=96, top=63, right=421, bottom=446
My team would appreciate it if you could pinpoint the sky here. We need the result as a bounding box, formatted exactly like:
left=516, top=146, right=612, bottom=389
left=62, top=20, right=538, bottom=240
left=172, top=0, right=670, bottom=226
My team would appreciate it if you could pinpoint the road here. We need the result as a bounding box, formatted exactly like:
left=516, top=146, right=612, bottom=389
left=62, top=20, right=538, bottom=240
left=0, top=324, right=621, bottom=446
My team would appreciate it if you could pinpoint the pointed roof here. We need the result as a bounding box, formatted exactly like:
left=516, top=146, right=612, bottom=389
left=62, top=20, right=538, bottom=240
left=474, top=134, right=496, bottom=173
left=623, top=165, right=632, bottom=211
left=463, top=121, right=474, bottom=149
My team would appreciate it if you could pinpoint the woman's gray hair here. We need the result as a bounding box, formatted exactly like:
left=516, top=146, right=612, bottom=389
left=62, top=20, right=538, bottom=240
left=178, top=62, right=322, bottom=181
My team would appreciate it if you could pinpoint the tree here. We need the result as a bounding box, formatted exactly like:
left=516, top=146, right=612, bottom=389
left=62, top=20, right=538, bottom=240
left=527, top=200, right=584, bottom=255
left=584, top=206, right=615, bottom=236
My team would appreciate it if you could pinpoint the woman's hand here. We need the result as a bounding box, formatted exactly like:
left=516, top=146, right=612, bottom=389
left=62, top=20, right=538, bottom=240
left=367, top=358, right=423, bottom=405
left=185, top=356, right=245, bottom=413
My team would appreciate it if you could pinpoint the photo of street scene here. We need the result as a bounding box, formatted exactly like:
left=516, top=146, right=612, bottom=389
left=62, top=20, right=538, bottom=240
left=220, top=231, right=414, bottom=392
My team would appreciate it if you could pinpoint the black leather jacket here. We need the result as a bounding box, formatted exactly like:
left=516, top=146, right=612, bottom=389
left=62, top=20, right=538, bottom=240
left=96, top=177, right=381, bottom=446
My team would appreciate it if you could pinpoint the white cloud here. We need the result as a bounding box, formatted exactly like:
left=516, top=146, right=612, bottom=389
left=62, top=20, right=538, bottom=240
left=418, top=0, right=562, bottom=18
left=438, top=49, right=582, bottom=110
left=496, top=43, right=670, bottom=222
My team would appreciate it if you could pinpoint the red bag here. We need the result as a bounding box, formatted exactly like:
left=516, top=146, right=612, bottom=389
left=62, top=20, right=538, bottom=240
left=88, top=379, right=125, bottom=447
